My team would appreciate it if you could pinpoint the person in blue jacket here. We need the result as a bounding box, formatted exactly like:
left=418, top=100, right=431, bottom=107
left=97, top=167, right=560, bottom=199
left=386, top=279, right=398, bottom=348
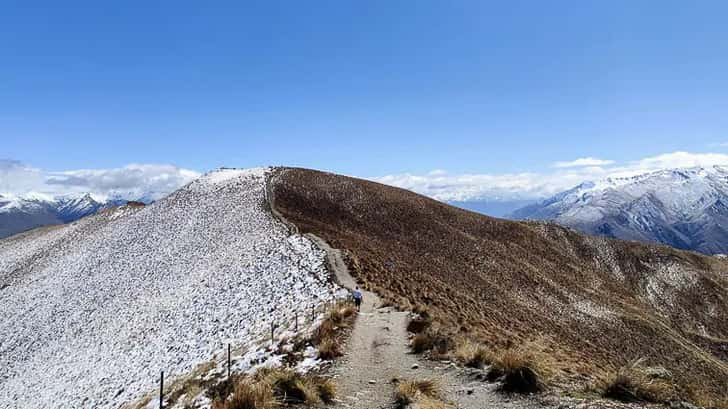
left=353, top=287, right=363, bottom=311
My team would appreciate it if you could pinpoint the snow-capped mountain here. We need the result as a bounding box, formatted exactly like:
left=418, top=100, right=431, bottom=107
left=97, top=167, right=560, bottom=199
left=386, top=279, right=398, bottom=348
left=0, top=193, right=136, bottom=238
left=510, top=166, right=728, bottom=254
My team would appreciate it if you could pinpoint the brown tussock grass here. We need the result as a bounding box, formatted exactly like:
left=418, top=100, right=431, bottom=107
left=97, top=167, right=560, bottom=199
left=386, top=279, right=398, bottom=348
left=487, top=341, right=554, bottom=393
left=317, top=337, right=343, bottom=359
left=395, top=379, right=443, bottom=408
left=313, top=300, right=357, bottom=360
left=453, top=339, right=492, bottom=369
left=599, top=358, right=676, bottom=404
left=212, top=379, right=278, bottom=409
left=211, top=368, right=337, bottom=408
left=262, top=368, right=320, bottom=405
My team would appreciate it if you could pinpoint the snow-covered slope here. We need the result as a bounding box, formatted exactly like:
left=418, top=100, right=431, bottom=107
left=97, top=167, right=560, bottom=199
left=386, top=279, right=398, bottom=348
left=0, top=168, right=339, bottom=408
left=511, top=166, right=728, bottom=254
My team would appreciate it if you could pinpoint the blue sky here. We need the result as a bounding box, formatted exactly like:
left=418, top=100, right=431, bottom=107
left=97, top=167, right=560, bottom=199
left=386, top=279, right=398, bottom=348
left=3, top=1, right=728, bottom=200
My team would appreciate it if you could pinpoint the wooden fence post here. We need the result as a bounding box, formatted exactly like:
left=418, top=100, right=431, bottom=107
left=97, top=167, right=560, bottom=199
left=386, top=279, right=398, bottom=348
left=159, top=370, right=164, bottom=409
left=227, top=344, right=231, bottom=380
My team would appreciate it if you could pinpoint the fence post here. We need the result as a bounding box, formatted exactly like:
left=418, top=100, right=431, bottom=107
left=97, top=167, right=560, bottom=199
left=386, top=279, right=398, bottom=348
left=270, top=322, right=275, bottom=344
left=159, top=370, right=164, bottom=409
left=227, top=344, right=231, bottom=380
left=311, top=304, right=315, bottom=321
left=295, top=311, right=298, bottom=332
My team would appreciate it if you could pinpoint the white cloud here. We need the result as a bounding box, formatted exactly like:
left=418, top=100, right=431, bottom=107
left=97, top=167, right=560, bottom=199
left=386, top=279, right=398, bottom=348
left=372, top=151, right=728, bottom=202
left=0, top=160, right=46, bottom=193
left=0, top=161, right=200, bottom=201
left=552, top=157, right=615, bottom=168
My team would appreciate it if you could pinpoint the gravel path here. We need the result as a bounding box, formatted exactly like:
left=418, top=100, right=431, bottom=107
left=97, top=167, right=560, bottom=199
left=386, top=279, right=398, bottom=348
left=305, top=234, right=550, bottom=409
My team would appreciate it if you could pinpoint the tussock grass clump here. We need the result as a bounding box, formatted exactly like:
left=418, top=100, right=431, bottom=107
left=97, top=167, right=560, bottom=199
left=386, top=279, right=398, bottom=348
left=317, top=337, right=343, bottom=359
left=210, top=369, right=337, bottom=408
left=312, top=300, right=357, bottom=360
left=326, top=302, right=357, bottom=326
left=212, top=380, right=278, bottom=409
left=453, top=340, right=492, bottom=369
left=487, top=343, right=554, bottom=393
left=207, top=376, right=240, bottom=402
left=395, top=379, right=441, bottom=408
left=313, top=377, right=337, bottom=404
left=600, top=359, right=676, bottom=403
left=263, top=368, right=321, bottom=405
left=312, top=319, right=337, bottom=345
left=410, top=329, right=453, bottom=355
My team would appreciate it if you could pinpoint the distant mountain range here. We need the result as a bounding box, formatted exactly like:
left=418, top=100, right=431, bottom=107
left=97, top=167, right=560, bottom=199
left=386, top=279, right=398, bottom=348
left=0, top=193, right=135, bottom=238
left=447, top=199, right=536, bottom=218
left=510, top=166, right=728, bottom=255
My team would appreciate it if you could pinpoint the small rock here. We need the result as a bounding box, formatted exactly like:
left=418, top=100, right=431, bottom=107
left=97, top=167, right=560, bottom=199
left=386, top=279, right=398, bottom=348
left=466, top=389, right=474, bottom=395
left=411, top=364, right=419, bottom=369
left=368, top=379, right=377, bottom=384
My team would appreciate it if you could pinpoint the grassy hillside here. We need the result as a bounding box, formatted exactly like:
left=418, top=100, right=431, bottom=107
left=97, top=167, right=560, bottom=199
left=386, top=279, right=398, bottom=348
left=269, top=167, right=728, bottom=404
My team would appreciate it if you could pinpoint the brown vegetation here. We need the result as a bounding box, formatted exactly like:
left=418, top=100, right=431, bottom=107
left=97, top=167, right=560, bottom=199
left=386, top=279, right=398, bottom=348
left=599, top=359, right=675, bottom=403
left=410, top=328, right=453, bottom=356
left=269, top=167, right=728, bottom=403
left=211, top=379, right=278, bottom=409
left=487, top=341, right=554, bottom=393
left=312, top=300, right=357, bottom=360
left=209, top=368, right=336, bottom=409
left=453, top=340, right=492, bottom=369
left=395, top=379, right=446, bottom=408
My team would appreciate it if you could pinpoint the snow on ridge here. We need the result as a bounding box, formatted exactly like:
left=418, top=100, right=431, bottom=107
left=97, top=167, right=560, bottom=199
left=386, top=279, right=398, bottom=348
left=0, top=167, right=339, bottom=409
left=201, top=167, right=269, bottom=185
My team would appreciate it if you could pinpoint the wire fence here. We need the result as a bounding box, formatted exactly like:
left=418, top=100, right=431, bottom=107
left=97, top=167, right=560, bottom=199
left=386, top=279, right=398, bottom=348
left=154, top=298, right=344, bottom=408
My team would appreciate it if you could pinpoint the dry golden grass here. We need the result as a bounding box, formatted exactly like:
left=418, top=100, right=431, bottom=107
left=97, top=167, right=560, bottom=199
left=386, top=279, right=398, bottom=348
left=395, top=379, right=447, bottom=409
left=212, top=380, right=278, bottom=409
left=312, top=319, right=336, bottom=344
left=312, top=300, right=356, bottom=360
left=453, top=340, right=492, bottom=369
left=262, top=368, right=321, bottom=405
left=208, top=368, right=337, bottom=408
left=312, top=377, right=337, bottom=404
left=488, top=342, right=554, bottom=393
left=599, top=359, right=676, bottom=403
left=317, top=337, right=343, bottom=360
left=324, top=304, right=356, bottom=327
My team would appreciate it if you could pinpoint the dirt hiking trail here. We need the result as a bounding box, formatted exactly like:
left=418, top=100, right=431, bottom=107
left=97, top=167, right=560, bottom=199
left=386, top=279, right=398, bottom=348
left=306, top=234, right=546, bottom=409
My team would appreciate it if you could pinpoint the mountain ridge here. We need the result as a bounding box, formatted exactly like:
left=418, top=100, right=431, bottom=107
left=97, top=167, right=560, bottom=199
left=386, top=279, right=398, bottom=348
left=510, top=166, right=728, bottom=254
left=0, top=192, right=148, bottom=239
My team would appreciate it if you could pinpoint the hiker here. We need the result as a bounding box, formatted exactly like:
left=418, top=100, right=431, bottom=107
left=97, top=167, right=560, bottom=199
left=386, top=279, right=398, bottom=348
left=353, top=287, right=363, bottom=311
